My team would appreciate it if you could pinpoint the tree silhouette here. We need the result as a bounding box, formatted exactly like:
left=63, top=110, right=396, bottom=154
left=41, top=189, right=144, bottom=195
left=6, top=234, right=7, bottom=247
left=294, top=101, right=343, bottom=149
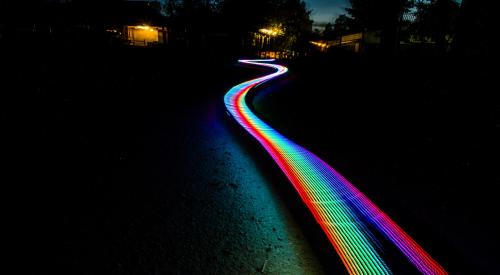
left=412, top=0, right=460, bottom=52
left=321, top=15, right=356, bottom=39
left=347, top=0, right=413, bottom=54
left=273, top=0, right=313, bottom=51
left=219, top=0, right=311, bottom=51
left=221, top=0, right=273, bottom=36
left=334, top=14, right=356, bottom=35
left=453, top=0, right=493, bottom=55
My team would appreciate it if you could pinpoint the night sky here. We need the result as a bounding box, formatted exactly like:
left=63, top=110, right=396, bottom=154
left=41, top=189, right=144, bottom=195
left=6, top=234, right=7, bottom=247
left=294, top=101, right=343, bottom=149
left=305, top=0, right=349, bottom=24
left=141, top=0, right=348, bottom=26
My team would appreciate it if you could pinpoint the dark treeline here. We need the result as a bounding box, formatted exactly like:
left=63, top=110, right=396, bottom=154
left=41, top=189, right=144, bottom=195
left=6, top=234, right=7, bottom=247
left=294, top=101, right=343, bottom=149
left=453, top=0, right=494, bottom=56
left=319, top=0, right=494, bottom=56
left=0, top=0, right=312, bottom=54
left=158, top=0, right=313, bottom=52
left=1, top=0, right=493, bottom=56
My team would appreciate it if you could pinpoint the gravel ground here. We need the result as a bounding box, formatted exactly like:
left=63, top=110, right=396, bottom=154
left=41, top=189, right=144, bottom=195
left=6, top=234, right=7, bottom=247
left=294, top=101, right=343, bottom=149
left=4, top=46, right=338, bottom=274
left=134, top=97, right=328, bottom=274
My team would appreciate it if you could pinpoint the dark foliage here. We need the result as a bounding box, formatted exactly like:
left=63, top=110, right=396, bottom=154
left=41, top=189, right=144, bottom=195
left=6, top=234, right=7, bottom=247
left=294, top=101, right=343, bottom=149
left=347, top=0, right=414, bottom=53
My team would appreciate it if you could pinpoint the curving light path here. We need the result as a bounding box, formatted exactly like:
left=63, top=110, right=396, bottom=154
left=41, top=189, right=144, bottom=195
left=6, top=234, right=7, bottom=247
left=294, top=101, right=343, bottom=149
left=224, top=59, right=447, bottom=274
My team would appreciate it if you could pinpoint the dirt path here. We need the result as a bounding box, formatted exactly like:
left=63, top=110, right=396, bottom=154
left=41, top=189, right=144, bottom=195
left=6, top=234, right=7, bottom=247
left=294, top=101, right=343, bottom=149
left=132, top=95, right=327, bottom=274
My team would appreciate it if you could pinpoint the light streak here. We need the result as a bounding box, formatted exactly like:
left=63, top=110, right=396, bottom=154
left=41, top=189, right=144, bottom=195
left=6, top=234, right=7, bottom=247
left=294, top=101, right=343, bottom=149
left=224, top=59, right=447, bottom=275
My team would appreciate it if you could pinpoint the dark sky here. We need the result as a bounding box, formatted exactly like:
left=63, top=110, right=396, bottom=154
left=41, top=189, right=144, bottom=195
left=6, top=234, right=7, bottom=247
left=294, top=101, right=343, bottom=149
left=136, top=0, right=349, bottom=25
left=305, top=0, right=349, bottom=24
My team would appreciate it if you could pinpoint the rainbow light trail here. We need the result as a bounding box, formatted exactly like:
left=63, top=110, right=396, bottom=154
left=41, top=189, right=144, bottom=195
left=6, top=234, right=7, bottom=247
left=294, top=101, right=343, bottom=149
left=224, top=59, right=447, bottom=275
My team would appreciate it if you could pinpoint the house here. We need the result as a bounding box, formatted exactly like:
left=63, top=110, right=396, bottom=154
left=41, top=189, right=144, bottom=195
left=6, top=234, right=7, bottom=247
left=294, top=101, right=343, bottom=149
left=311, top=32, right=365, bottom=53
left=125, top=24, right=167, bottom=46
left=104, top=1, right=168, bottom=47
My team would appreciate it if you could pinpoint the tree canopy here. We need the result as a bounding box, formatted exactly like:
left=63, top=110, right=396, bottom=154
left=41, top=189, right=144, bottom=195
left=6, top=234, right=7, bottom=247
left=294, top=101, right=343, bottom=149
left=412, top=0, right=460, bottom=48
left=165, top=0, right=312, bottom=50
left=346, top=0, right=414, bottom=53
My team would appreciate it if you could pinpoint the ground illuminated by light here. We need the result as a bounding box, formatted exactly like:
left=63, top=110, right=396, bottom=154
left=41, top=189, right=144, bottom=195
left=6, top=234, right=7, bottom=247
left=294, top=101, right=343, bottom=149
left=224, top=59, right=447, bottom=274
